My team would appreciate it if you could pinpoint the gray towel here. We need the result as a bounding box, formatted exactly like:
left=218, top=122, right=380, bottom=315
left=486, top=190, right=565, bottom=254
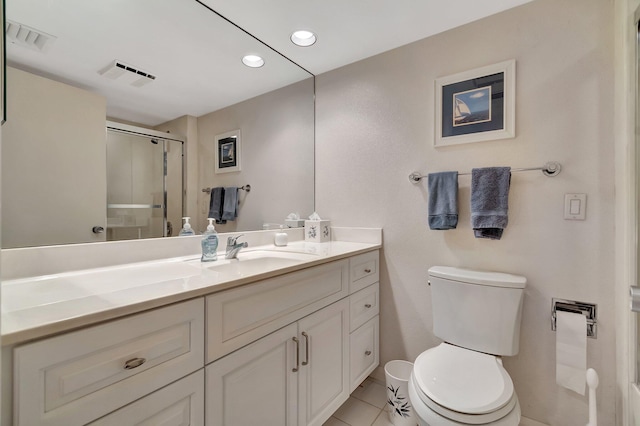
left=221, top=187, right=239, bottom=221
left=208, top=187, right=224, bottom=222
left=471, top=167, right=511, bottom=240
left=427, top=171, right=459, bottom=230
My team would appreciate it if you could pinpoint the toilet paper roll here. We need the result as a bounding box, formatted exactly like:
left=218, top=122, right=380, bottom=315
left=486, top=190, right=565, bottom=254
left=555, top=310, right=587, bottom=395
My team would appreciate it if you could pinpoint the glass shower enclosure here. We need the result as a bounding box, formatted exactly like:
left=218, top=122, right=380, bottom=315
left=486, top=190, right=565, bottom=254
left=106, top=123, right=184, bottom=241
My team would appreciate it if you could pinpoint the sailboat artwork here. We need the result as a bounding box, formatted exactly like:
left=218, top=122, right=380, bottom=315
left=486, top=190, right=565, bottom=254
left=452, top=86, right=492, bottom=127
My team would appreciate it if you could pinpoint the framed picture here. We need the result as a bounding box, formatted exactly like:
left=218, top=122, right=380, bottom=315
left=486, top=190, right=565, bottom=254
left=435, top=60, right=515, bottom=147
left=214, top=129, right=241, bottom=174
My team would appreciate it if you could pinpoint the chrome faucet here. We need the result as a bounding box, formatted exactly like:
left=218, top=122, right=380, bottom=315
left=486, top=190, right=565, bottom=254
left=225, top=235, right=248, bottom=259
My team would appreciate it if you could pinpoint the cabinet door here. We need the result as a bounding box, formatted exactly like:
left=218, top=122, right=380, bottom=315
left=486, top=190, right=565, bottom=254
left=205, top=323, right=298, bottom=426
left=297, top=299, right=350, bottom=426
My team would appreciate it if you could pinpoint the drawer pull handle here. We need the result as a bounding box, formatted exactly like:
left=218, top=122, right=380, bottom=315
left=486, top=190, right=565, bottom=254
left=124, top=357, right=146, bottom=370
left=365, top=303, right=372, bottom=308
left=302, top=332, right=310, bottom=366
left=364, top=268, right=372, bottom=273
left=365, top=350, right=372, bottom=356
left=292, top=337, right=300, bottom=372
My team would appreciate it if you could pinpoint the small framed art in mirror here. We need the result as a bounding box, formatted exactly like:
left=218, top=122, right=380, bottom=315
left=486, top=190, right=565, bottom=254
left=215, top=129, right=241, bottom=174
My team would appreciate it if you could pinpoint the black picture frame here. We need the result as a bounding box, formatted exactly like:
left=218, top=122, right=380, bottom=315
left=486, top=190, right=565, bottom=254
left=214, top=130, right=241, bottom=173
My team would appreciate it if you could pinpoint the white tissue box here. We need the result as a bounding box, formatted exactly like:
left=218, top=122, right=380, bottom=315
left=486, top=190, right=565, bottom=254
left=285, top=219, right=305, bottom=228
left=305, top=220, right=331, bottom=242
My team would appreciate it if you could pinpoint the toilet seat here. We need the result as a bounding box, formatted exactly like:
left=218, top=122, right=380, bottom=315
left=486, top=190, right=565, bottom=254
left=411, top=343, right=516, bottom=424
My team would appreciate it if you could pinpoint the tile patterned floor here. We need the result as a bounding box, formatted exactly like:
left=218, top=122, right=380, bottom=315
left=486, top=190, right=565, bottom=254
left=323, top=379, right=394, bottom=426
left=323, top=378, right=548, bottom=426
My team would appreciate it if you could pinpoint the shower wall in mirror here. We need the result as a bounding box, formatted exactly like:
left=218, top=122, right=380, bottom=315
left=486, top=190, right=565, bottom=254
left=2, top=0, right=315, bottom=248
left=106, top=126, right=184, bottom=241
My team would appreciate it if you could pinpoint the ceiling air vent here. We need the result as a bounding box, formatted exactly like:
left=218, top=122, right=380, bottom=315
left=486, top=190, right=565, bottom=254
left=5, top=20, right=56, bottom=52
left=99, top=60, right=157, bottom=87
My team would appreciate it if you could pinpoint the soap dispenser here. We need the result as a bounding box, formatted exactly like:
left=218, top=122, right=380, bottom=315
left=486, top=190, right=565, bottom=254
left=201, top=218, right=219, bottom=262
left=275, top=225, right=288, bottom=247
left=179, top=217, right=195, bottom=236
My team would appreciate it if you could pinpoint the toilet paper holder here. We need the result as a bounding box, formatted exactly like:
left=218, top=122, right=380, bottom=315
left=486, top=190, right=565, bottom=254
left=551, top=298, right=597, bottom=339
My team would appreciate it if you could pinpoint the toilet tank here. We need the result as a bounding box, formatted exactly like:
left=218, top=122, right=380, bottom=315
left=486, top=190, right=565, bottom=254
left=428, top=266, right=526, bottom=356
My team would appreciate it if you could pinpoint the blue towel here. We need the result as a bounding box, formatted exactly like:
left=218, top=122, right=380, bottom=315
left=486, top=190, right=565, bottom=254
left=427, top=171, right=459, bottom=230
left=470, top=167, right=511, bottom=240
left=208, top=187, right=224, bottom=222
left=221, top=187, right=239, bottom=221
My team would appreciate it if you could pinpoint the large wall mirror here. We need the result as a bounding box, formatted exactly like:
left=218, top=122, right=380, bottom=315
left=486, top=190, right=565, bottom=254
left=2, top=0, right=315, bottom=249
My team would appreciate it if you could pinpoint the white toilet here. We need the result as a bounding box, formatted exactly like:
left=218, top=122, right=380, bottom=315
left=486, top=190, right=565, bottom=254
left=408, top=266, right=526, bottom=426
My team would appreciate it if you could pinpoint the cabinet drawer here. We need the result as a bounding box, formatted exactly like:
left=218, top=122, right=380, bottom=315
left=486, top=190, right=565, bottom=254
left=14, top=299, right=204, bottom=426
left=349, top=251, right=379, bottom=293
left=89, top=370, right=204, bottom=426
left=350, top=282, right=379, bottom=332
left=207, top=259, right=349, bottom=363
left=349, top=316, right=379, bottom=393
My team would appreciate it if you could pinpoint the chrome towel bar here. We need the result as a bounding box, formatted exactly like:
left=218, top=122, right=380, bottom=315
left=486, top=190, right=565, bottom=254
left=202, top=184, right=251, bottom=194
left=409, top=161, right=562, bottom=183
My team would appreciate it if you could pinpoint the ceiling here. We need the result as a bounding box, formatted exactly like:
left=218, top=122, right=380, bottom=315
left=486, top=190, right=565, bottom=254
left=201, top=0, right=533, bottom=75
left=5, top=0, right=532, bottom=126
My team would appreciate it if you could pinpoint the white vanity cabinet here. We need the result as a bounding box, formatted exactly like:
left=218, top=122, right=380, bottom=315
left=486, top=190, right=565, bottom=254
left=205, top=250, right=379, bottom=426
left=205, top=299, right=349, bottom=426
left=7, top=247, right=380, bottom=426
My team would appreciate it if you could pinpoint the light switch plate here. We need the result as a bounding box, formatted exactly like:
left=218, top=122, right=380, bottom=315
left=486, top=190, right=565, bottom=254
left=564, top=193, right=586, bottom=220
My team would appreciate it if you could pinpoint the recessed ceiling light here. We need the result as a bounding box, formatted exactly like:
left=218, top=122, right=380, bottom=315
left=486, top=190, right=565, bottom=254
left=290, top=30, right=317, bottom=47
left=242, top=55, right=264, bottom=68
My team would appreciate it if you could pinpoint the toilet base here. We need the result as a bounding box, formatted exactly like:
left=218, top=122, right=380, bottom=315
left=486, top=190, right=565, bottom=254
left=408, top=375, right=521, bottom=426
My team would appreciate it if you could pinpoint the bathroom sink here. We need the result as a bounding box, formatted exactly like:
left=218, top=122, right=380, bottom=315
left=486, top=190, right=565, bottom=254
left=185, top=249, right=319, bottom=279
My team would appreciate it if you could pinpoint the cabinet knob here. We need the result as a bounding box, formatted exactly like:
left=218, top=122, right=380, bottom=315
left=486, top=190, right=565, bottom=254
left=364, top=304, right=372, bottom=309
left=365, top=350, right=372, bottom=356
left=92, top=226, right=105, bottom=234
left=124, top=357, right=146, bottom=370
left=364, top=268, right=372, bottom=273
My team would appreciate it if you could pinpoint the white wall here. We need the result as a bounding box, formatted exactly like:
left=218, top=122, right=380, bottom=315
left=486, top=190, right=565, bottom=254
left=196, top=78, right=315, bottom=233
left=315, top=0, right=615, bottom=424
left=614, top=0, right=640, bottom=424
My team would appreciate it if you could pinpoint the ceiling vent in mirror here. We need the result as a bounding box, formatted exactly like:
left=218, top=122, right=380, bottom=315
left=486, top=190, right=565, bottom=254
left=99, top=60, right=157, bottom=87
left=5, top=20, right=57, bottom=53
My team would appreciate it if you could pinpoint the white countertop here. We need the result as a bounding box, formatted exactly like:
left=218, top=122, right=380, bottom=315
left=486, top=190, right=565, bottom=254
left=1, top=240, right=380, bottom=346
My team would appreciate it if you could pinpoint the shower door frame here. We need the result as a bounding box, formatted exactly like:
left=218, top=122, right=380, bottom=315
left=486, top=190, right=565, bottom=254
left=106, top=121, right=185, bottom=239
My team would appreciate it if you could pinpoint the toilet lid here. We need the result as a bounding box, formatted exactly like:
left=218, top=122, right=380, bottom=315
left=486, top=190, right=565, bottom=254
left=413, top=343, right=514, bottom=414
